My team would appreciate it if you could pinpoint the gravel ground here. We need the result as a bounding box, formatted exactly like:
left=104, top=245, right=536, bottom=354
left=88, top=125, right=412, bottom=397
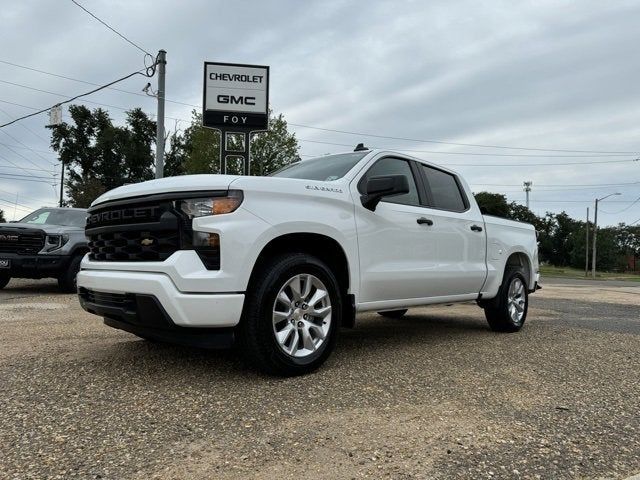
left=0, top=277, right=639, bottom=479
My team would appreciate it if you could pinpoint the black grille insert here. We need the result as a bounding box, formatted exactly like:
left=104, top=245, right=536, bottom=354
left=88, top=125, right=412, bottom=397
left=0, top=229, right=45, bottom=254
left=87, top=199, right=181, bottom=262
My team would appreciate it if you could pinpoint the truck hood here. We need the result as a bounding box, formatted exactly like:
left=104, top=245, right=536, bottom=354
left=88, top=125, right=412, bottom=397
left=92, top=174, right=242, bottom=207
left=0, top=222, right=82, bottom=234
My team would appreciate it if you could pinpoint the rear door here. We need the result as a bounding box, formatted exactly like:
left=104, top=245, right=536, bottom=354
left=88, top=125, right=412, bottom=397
left=416, top=163, right=487, bottom=296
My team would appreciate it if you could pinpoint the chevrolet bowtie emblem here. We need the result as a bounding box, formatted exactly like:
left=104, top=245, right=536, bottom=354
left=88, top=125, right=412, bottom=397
left=140, top=238, right=155, bottom=246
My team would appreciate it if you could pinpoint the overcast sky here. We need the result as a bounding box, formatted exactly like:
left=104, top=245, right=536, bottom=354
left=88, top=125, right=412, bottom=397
left=1, top=0, right=639, bottom=224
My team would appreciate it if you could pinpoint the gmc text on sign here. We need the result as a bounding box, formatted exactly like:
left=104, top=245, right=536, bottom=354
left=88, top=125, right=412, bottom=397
left=203, top=62, right=269, bottom=130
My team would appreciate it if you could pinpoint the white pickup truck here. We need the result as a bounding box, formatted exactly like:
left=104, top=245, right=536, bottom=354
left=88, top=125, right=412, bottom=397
left=78, top=147, right=539, bottom=375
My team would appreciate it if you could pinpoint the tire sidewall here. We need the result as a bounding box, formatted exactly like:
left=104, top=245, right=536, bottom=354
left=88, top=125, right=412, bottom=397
left=259, top=257, right=341, bottom=368
left=500, top=270, right=528, bottom=328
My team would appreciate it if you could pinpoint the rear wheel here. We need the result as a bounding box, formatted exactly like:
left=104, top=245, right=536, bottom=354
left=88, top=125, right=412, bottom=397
left=483, top=267, right=528, bottom=332
left=239, top=253, right=341, bottom=376
left=0, top=273, right=10, bottom=290
left=58, top=255, right=83, bottom=293
left=377, top=309, right=408, bottom=319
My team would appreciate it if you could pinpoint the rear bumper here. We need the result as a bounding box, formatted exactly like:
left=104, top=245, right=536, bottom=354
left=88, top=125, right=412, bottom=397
left=77, top=269, right=244, bottom=328
left=0, top=253, right=70, bottom=278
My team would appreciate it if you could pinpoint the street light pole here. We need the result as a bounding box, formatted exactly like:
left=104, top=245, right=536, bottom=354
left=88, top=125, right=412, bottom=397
left=591, top=193, right=621, bottom=279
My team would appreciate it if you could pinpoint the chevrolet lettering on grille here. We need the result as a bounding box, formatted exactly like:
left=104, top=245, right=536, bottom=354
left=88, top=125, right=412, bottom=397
left=87, top=206, right=159, bottom=226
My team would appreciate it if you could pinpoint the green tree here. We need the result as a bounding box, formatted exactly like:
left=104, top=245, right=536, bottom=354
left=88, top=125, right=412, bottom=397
left=474, top=192, right=509, bottom=217
left=165, top=109, right=299, bottom=177
left=48, top=105, right=156, bottom=207
left=0, top=208, right=5, bottom=223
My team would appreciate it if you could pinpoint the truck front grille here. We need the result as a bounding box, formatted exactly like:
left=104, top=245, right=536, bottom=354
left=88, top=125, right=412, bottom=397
left=85, top=191, right=223, bottom=268
left=88, top=229, right=180, bottom=262
left=0, top=229, right=45, bottom=254
left=86, top=199, right=181, bottom=262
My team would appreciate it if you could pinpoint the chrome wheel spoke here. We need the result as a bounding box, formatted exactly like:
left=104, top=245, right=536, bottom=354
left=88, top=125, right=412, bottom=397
left=300, top=326, right=316, bottom=351
left=308, top=322, right=326, bottom=340
left=276, top=323, right=294, bottom=344
left=310, top=305, right=331, bottom=319
left=307, top=288, right=328, bottom=308
left=272, top=273, right=332, bottom=359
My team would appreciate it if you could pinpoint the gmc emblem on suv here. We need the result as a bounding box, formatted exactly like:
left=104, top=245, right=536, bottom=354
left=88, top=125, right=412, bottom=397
left=88, top=206, right=159, bottom=225
left=0, top=234, right=19, bottom=242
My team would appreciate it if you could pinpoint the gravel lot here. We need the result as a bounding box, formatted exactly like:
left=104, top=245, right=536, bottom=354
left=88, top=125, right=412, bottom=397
left=1, top=277, right=639, bottom=479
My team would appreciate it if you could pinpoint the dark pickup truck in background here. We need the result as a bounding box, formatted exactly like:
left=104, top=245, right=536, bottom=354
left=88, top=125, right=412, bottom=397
left=0, top=207, right=88, bottom=292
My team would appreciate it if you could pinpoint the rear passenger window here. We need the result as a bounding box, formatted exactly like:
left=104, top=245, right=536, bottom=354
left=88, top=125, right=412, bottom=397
left=361, top=157, right=420, bottom=206
left=421, top=165, right=467, bottom=212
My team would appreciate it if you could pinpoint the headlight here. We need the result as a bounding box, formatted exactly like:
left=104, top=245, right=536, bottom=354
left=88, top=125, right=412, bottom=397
left=44, top=234, right=69, bottom=252
left=177, top=190, right=243, bottom=219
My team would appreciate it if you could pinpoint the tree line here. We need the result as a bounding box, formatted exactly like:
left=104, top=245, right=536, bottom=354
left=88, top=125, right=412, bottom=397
left=47, top=105, right=299, bottom=208
left=474, top=192, right=640, bottom=272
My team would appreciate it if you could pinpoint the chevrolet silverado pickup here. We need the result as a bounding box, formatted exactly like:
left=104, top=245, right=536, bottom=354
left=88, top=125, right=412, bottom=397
left=78, top=148, right=539, bottom=375
left=0, top=207, right=88, bottom=292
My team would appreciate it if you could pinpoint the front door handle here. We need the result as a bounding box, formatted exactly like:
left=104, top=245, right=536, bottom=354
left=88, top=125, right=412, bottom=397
left=417, top=217, right=433, bottom=226
left=470, top=224, right=483, bottom=232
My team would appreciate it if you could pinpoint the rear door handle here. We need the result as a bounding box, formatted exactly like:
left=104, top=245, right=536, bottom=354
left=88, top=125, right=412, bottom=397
left=417, top=217, right=433, bottom=226
left=470, top=224, right=483, bottom=232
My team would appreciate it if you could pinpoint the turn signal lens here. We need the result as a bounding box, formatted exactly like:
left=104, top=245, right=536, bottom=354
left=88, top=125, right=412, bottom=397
left=178, top=190, right=243, bottom=218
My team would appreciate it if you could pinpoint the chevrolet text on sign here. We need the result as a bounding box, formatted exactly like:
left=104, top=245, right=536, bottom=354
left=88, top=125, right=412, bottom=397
left=203, top=62, right=269, bottom=130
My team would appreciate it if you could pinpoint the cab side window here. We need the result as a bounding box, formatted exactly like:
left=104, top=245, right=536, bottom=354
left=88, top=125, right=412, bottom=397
left=360, top=157, right=420, bottom=206
left=421, top=165, right=467, bottom=212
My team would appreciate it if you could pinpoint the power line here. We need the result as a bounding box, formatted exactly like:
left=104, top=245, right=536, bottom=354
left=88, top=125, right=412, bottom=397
left=0, top=162, right=58, bottom=173
left=70, top=0, right=151, bottom=56
left=0, top=188, right=56, bottom=205
left=291, top=124, right=640, bottom=155
left=0, top=175, right=56, bottom=184
left=600, top=196, right=640, bottom=215
left=298, top=138, right=637, bottom=159
left=3, top=59, right=640, bottom=158
left=0, top=142, right=56, bottom=155
left=0, top=68, right=155, bottom=129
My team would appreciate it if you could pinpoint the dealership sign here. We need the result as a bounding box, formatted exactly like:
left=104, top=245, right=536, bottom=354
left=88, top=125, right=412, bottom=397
left=202, top=62, right=269, bottom=130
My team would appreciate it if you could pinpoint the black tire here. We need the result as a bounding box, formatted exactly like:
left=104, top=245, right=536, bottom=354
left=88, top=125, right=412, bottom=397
left=377, top=309, right=408, bottom=319
left=483, top=267, right=528, bottom=332
left=0, top=272, right=10, bottom=290
left=58, top=255, right=83, bottom=293
left=238, top=252, right=342, bottom=376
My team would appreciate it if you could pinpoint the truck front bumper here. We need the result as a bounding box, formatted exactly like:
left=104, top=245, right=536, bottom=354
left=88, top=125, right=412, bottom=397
left=77, top=269, right=244, bottom=330
left=0, top=253, right=69, bottom=278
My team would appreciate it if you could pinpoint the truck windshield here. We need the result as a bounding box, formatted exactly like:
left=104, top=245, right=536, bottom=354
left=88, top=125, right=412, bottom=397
left=270, top=152, right=368, bottom=181
left=19, top=208, right=87, bottom=227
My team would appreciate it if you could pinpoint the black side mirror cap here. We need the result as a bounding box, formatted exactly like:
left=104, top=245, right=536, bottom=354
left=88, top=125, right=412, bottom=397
left=361, top=174, right=410, bottom=211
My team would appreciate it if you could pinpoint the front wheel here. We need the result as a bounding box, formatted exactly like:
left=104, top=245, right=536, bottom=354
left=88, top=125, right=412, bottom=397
left=483, top=267, right=528, bottom=332
left=0, top=272, right=10, bottom=290
left=238, top=253, right=342, bottom=376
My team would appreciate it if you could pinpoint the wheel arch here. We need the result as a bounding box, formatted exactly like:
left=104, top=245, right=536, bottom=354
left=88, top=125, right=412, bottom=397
left=246, top=232, right=355, bottom=327
left=505, top=251, right=533, bottom=289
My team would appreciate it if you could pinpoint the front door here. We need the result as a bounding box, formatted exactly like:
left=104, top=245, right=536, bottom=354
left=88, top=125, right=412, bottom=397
left=354, top=156, right=440, bottom=303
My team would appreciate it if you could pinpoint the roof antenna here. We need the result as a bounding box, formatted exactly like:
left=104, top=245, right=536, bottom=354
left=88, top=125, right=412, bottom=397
left=354, top=143, right=368, bottom=152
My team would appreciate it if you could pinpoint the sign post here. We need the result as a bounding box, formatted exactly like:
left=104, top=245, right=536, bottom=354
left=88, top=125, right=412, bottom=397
left=202, top=62, right=269, bottom=175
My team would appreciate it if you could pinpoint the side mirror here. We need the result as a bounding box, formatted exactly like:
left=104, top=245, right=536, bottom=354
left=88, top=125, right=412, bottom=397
left=361, top=174, right=410, bottom=211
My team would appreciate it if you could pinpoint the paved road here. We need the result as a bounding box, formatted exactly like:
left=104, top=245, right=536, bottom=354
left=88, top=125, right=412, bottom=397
left=1, top=278, right=639, bottom=479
